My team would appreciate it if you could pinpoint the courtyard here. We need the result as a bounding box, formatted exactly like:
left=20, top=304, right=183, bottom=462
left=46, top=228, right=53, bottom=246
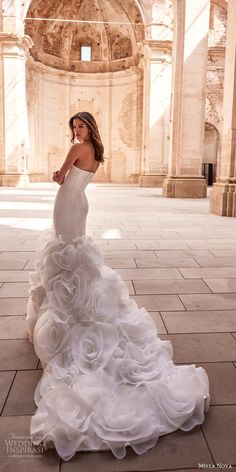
left=0, top=182, right=236, bottom=471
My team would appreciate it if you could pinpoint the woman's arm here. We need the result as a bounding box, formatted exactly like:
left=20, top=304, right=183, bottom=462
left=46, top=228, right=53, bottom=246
left=53, top=143, right=81, bottom=184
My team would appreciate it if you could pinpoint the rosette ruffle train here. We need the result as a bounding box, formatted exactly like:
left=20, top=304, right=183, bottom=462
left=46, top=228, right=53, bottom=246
left=26, top=232, right=210, bottom=461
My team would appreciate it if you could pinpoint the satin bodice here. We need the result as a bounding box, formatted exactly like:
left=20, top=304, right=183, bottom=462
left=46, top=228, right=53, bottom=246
left=64, top=165, right=95, bottom=190
left=53, top=165, right=94, bottom=238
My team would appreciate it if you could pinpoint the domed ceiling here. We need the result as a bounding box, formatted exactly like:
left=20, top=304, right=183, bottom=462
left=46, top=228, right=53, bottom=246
left=25, top=0, right=144, bottom=72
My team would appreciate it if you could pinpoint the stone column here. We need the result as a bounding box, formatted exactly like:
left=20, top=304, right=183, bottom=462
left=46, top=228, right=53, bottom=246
left=0, top=33, right=32, bottom=186
left=139, top=1, right=173, bottom=187
left=139, top=39, right=172, bottom=187
left=162, top=0, right=210, bottom=198
left=210, top=0, right=236, bottom=216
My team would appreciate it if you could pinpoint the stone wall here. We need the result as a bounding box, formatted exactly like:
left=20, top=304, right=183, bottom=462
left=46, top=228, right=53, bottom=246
left=26, top=60, right=143, bottom=183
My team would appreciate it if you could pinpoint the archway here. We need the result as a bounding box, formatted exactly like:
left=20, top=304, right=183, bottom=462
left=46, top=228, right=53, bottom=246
left=23, top=0, right=145, bottom=183
left=203, top=122, right=220, bottom=185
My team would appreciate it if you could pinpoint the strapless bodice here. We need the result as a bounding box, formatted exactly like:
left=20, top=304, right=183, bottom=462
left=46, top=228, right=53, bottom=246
left=64, top=165, right=94, bottom=190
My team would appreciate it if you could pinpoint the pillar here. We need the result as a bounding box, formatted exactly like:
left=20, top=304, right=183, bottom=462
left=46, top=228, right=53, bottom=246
left=139, top=1, right=172, bottom=187
left=162, top=0, right=210, bottom=198
left=210, top=0, right=236, bottom=216
left=0, top=0, right=33, bottom=186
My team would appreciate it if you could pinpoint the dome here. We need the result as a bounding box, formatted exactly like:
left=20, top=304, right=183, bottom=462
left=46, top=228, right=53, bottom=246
left=25, top=0, right=144, bottom=72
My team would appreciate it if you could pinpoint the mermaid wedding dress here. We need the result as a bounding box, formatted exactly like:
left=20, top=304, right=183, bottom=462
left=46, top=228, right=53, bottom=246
left=26, top=164, right=210, bottom=461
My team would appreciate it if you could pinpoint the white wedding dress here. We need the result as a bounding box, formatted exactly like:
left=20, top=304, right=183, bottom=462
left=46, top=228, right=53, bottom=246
left=26, top=164, right=210, bottom=461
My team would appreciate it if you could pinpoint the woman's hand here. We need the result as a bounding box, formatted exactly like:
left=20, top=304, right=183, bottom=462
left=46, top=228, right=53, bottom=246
left=53, top=171, right=65, bottom=185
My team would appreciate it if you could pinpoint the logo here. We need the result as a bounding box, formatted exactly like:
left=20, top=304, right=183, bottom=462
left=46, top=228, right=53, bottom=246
left=5, top=434, right=44, bottom=458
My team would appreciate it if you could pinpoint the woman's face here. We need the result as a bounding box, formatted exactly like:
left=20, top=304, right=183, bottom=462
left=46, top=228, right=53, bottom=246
left=73, top=118, right=90, bottom=142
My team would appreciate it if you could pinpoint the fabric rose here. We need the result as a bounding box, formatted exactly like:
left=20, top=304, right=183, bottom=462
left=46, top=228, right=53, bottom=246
left=92, top=386, right=158, bottom=459
left=47, top=272, right=87, bottom=316
left=82, top=278, right=121, bottom=323
left=51, top=243, right=77, bottom=271
left=107, top=339, right=173, bottom=386
left=118, top=308, right=158, bottom=347
left=72, top=371, right=113, bottom=406
left=31, top=384, right=91, bottom=461
left=82, top=271, right=136, bottom=323
left=33, top=310, right=71, bottom=363
left=36, top=235, right=79, bottom=285
left=78, top=238, right=103, bottom=278
left=72, top=322, right=119, bottom=373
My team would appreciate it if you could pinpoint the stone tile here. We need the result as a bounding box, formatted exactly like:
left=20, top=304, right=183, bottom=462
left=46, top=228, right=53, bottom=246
left=133, top=231, right=166, bottom=239
left=134, top=240, right=160, bottom=250
left=183, top=240, right=208, bottom=249
left=207, top=243, right=236, bottom=249
left=104, top=256, right=137, bottom=268
left=103, top=250, right=157, bottom=258
left=0, top=271, right=29, bottom=282
left=2, top=370, right=42, bottom=416
left=0, top=253, right=30, bottom=270
left=158, top=231, right=182, bottom=240
left=125, top=280, right=135, bottom=295
left=0, top=283, right=29, bottom=298
left=160, top=333, right=236, bottom=363
left=194, top=256, right=236, bottom=267
left=155, top=249, right=211, bottom=257
left=149, top=312, right=167, bottom=334
left=61, top=428, right=211, bottom=472
left=203, top=279, right=236, bottom=293
left=106, top=241, right=137, bottom=250
left=135, top=257, right=199, bottom=268
left=196, top=363, right=236, bottom=405
left=0, top=298, right=27, bottom=316
left=117, top=268, right=183, bottom=280
left=0, top=340, right=38, bottom=370
left=205, top=234, right=236, bottom=240
left=93, top=230, right=136, bottom=239
left=0, top=242, right=25, bottom=251
left=133, top=295, right=185, bottom=311
left=202, top=406, right=236, bottom=465
left=23, top=258, right=35, bottom=270
left=161, top=310, right=236, bottom=333
left=155, top=241, right=190, bottom=249
left=134, top=279, right=210, bottom=295
left=0, top=371, right=15, bottom=413
left=0, top=416, right=60, bottom=472
left=0, top=316, right=28, bottom=339
left=179, top=293, right=236, bottom=311
left=210, top=249, right=236, bottom=257
left=188, top=241, right=236, bottom=249
left=179, top=267, right=236, bottom=278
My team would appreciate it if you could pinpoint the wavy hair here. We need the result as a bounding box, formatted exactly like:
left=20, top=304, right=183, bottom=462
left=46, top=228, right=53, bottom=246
left=69, top=111, right=104, bottom=163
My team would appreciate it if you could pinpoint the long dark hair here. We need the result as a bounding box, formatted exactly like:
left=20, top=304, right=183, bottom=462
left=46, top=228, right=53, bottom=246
left=69, top=111, right=104, bottom=163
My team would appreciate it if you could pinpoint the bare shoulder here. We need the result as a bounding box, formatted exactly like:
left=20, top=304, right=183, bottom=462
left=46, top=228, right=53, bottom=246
left=70, top=142, right=91, bottom=156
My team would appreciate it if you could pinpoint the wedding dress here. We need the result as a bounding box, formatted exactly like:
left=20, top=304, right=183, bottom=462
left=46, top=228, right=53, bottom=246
left=26, top=164, right=210, bottom=461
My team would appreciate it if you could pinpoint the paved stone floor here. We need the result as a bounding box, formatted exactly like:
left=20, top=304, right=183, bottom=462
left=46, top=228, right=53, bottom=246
left=0, top=182, right=236, bottom=472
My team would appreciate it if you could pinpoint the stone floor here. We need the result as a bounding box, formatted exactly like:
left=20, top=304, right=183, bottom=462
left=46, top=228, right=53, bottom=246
left=0, top=182, right=236, bottom=472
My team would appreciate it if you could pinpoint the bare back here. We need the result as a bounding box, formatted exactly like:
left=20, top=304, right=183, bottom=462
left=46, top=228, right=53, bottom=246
left=73, top=142, right=99, bottom=174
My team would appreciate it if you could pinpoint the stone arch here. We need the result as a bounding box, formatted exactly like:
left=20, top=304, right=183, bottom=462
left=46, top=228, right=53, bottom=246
left=205, top=97, right=223, bottom=132
left=211, top=0, right=228, bottom=10
left=112, top=37, right=132, bottom=60
left=20, top=0, right=146, bottom=24
left=203, top=122, right=221, bottom=184
left=23, top=0, right=145, bottom=73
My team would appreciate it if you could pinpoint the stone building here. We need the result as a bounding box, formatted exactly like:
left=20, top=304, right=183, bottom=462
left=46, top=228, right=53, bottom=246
left=0, top=0, right=235, bottom=215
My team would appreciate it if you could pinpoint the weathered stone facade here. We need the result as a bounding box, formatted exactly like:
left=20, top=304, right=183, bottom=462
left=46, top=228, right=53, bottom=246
left=0, top=0, right=235, bottom=215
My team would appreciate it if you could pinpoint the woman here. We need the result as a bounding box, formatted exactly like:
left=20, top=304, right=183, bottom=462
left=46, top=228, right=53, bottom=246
left=26, top=111, right=210, bottom=462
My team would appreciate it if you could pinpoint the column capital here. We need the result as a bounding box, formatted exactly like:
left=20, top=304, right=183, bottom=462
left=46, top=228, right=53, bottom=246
left=0, top=33, right=33, bottom=58
left=139, top=39, right=172, bottom=63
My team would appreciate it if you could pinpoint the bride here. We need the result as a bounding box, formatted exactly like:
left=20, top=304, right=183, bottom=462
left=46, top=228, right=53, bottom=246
left=26, top=111, right=210, bottom=462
